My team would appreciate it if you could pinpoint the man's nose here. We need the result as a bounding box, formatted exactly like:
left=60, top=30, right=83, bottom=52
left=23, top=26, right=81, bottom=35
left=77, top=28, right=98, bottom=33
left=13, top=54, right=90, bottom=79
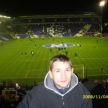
left=61, top=71, right=66, bottom=79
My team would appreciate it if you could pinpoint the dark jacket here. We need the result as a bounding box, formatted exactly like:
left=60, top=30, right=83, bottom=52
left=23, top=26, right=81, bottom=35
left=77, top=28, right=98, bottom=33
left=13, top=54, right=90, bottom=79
left=16, top=73, right=92, bottom=108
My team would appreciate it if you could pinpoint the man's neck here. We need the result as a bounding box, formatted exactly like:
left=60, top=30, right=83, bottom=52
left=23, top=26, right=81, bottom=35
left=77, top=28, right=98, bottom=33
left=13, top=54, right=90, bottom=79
left=53, top=82, right=70, bottom=94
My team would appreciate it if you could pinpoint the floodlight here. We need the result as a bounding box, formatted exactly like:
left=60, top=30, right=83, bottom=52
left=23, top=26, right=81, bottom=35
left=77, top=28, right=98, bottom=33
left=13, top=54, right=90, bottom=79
left=99, top=0, right=106, bottom=7
left=0, top=14, right=11, bottom=19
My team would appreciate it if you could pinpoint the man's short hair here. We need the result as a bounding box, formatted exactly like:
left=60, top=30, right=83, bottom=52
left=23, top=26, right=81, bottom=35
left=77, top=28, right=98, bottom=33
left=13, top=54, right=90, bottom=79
left=49, top=54, right=72, bottom=71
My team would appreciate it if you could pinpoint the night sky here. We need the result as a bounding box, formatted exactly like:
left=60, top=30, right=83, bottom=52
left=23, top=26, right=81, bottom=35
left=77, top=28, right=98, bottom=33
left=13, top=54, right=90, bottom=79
left=0, top=0, right=108, bottom=21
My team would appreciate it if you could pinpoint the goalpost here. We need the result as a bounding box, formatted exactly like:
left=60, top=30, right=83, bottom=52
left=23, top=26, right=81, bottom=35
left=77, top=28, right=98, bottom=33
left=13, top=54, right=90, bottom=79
left=73, top=64, right=85, bottom=79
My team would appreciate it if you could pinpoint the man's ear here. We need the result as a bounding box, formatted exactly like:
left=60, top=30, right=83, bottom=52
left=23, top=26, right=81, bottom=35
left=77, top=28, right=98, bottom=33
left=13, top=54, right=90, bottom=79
left=72, top=68, right=74, bottom=74
left=48, top=70, right=53, bottom=78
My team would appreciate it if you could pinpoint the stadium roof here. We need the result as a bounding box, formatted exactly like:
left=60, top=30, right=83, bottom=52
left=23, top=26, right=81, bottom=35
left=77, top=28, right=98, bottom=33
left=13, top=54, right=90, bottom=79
left=18, top=13, right=100, bottom=19
left=0, top=0, right=108, bottom=21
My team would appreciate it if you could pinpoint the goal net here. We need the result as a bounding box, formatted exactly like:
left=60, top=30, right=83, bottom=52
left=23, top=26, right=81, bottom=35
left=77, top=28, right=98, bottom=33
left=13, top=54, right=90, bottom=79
left=73, top=64, right=85, bottom=79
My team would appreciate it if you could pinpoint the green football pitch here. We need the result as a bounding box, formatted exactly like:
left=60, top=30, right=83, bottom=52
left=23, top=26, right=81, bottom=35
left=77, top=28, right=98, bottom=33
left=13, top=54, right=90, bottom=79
left=0, top=37, right=108, bottom=84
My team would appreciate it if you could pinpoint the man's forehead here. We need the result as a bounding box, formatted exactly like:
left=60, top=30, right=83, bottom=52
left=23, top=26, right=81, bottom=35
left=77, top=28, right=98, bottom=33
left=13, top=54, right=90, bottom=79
left=52, top=61, right=71, bottom=67
left=53, top=60, right=69, bottom=64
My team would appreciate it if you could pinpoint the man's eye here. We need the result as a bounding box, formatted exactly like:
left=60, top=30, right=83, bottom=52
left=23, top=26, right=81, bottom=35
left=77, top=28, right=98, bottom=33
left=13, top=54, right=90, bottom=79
left=66, top=69, right=69, bottom=71
left=55, top=70, right=60, bottom=72
left=66, top=69, right=71, bottom=71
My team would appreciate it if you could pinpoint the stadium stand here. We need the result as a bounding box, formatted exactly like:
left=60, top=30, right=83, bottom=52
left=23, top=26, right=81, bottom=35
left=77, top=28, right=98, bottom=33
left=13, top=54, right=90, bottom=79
left=9, top=13, right=101, bottom=38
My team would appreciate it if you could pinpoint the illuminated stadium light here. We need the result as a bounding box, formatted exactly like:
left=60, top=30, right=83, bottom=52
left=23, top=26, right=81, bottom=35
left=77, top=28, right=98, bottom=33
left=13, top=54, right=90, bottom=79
left=98, top=0, right=106, bottom=34
left=99, top=0, right=106, bottom=7
left=0, top=14, right=11, bottom=19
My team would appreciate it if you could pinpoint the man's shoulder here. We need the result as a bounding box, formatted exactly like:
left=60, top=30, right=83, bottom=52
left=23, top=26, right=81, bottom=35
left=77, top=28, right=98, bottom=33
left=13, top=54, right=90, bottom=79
left=75, top=82, right=91, bottom=94
left=30, top=84, right=45, bottom=93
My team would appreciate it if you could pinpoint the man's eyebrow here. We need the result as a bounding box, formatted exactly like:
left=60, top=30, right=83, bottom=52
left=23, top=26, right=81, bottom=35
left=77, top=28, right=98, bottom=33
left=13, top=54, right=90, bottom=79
left=54, top=68, right=61, bottom=70
left=66, top=67, right=71, bottom=69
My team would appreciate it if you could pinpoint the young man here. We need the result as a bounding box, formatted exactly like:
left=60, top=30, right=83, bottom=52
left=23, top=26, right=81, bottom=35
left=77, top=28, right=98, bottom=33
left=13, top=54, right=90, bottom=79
left=17, top=54, right=92, bottom=108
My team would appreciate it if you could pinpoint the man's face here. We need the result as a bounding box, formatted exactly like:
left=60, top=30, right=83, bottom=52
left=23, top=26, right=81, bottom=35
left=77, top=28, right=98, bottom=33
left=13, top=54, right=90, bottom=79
left=49, top=61, right=73, bottom=89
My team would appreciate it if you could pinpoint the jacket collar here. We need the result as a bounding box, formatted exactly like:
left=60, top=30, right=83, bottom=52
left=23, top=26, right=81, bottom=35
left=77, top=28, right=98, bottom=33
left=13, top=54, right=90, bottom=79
left=44, top=73, right=78, bottom=96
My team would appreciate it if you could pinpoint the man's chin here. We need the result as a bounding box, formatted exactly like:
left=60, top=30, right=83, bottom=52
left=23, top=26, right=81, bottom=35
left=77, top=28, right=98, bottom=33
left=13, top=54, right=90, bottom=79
left=57, top=84, right=69, bottom=89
